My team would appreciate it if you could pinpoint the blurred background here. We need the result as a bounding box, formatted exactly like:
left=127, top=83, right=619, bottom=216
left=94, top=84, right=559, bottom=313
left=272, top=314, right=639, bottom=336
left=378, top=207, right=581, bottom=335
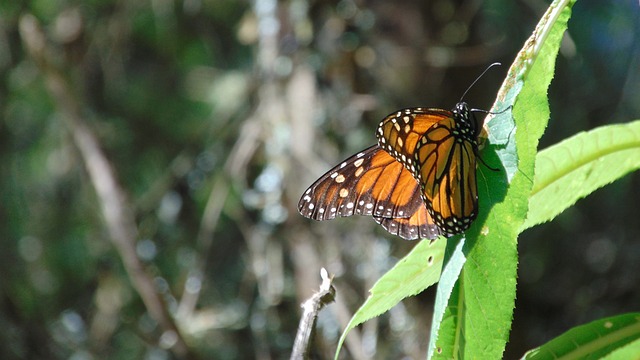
left=1, top=0, right=638, bottom=359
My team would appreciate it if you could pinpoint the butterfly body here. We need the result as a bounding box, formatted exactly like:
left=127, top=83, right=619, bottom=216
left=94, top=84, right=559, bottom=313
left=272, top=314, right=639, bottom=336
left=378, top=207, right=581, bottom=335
left=299, top=101, right=485, bottom=240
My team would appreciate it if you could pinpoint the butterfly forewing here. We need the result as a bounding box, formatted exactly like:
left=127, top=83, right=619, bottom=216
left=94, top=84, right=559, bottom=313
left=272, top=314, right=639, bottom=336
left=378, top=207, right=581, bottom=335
left=376, top=108, right=454, bottom=177
left=298, top=145, right=424, bottom=223
left=413, top=105, right=480, bottom=235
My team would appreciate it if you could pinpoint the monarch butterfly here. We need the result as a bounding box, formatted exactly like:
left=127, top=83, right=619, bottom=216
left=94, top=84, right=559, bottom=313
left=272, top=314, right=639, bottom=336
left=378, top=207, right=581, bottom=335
left=299, top=65, right=499, bottom=240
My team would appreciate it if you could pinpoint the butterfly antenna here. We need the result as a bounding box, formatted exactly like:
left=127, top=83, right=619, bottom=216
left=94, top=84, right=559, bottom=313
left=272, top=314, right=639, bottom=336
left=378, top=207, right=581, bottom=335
left=459, top=62, right=502, bottom=102
left=470, top=105, right=512, bottom=115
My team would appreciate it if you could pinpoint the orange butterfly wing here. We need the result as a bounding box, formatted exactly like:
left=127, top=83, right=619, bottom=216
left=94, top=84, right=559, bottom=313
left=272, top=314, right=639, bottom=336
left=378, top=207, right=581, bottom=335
left=373, top=204, right=435, bottom=240
left=376, top=108, right=451, bottom=179
left=298, top=145, right=440, bottom=240
left=376, top=104, right=481, bottom=236
left=414, top=115, right=478, bottom=234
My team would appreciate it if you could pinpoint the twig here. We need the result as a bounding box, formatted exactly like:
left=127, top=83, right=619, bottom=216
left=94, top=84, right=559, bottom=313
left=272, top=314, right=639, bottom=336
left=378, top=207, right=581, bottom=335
left=290, top=268, right=336, bottom=360
left=19, top=14, right=193, bottom=359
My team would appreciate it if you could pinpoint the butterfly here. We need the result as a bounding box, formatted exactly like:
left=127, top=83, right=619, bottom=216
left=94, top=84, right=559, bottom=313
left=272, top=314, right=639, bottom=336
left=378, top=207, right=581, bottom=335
left=298, top=65, right=499, bottom=240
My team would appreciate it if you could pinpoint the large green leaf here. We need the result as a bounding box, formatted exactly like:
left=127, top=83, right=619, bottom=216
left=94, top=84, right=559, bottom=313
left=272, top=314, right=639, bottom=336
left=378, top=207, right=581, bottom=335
left=429, top=0, right=577, bottom=358
left=522, top=313, right=640, bottom=360
left=523, top=120, right=640, bottom=229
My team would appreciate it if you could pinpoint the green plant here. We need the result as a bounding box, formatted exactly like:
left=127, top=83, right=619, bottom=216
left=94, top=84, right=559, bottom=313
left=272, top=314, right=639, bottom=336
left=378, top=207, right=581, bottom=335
left=335, top=0, right=640, bottom=358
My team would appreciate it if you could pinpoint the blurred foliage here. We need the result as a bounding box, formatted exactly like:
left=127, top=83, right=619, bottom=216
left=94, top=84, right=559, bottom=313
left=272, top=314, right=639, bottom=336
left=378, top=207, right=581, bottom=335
left=0, top=0, right=638, bottom=359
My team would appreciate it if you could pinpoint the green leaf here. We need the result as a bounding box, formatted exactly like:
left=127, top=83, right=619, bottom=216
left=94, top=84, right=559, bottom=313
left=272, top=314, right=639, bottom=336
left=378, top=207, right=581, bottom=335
left=522, top=313, right=640, bottom=360
left=335, top=236, right=447, bottom=359
left=429, top=0, right=577, bottom=358
left=601, top=338, right=640, bottom=360
left=523, top=120, right=640, bottom=229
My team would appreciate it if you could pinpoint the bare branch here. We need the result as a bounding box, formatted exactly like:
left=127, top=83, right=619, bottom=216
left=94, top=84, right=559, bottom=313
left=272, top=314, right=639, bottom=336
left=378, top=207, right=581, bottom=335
left=290, top=268, right=336, bottom=360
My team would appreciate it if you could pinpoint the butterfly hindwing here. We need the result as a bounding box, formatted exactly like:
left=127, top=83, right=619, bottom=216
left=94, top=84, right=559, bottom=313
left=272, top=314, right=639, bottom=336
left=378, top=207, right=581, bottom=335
left=373, top=204, right=440, bottom=240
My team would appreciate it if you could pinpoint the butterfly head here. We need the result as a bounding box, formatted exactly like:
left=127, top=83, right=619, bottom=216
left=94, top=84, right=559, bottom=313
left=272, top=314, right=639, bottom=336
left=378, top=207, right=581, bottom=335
left=453, top=102, right=469, bottom=119
left=452, top=101, right=481, bottom=144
